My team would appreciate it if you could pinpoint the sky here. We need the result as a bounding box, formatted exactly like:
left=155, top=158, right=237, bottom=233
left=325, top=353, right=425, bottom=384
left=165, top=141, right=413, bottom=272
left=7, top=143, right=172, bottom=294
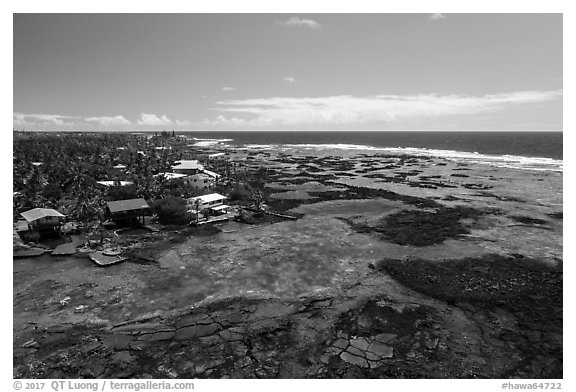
left=13, top=13, right=563, bottom=131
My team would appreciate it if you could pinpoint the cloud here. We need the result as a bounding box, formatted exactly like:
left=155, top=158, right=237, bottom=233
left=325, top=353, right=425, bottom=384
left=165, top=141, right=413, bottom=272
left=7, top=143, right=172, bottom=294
left=175, top=119, right=192, bottom=127
left=207, top=90, right=562, bottom=127
left=13, top=113, right=28, bottom=127
left=429, top=13, right=447, bottom=21
left=137, top=113, right=173, bottom=126
left=85, top=115, right=131, bottom=126
left=203, top=114, right=246, bottom=126
left=13, top=112, right=78, bottom=128
left=13, top=112, right=194, bottom=130
left=278, top=17, right=321, bottom=29
left=221, top=86, right=236, bottom=91
left=283, top=77, right=297, bottom=84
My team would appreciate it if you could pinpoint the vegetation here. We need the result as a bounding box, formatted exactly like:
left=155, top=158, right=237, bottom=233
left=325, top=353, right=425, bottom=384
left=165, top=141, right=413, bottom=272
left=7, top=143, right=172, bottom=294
left=13, top=131, right=269, bottom=227
left=13, top=132, right=182, bottom=224
left=151, top=196, right=193, bottom=225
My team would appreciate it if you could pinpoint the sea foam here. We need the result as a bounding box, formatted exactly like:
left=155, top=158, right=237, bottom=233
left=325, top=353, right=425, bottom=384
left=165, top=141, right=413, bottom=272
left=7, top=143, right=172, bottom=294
left=273, top=143, right=563, bottom=172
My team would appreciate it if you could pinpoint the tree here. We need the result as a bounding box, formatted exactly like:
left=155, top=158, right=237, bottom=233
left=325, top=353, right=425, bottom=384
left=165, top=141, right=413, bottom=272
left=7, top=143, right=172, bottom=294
left=42, top=182, right=62, bottom=203
left=194, top=198, right=202, bottom=224
left=107, top=184, right=139, bottom=201
left=152, top=196, right=192, bottom=225
left=250, top=190, right=265, bottom=211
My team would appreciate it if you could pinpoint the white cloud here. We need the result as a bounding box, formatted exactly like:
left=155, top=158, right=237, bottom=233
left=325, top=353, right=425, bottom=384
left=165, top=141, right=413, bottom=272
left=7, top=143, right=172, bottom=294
left=203, top=114, right=246, bottom=126
left=207, top=90, right=562, bottom=127
left=278, top=17, right=321, bottom=29
left=175, top=119, right=192, bottom=127
left=137, top=113, right=173, bottom=126
left=13, top=112, right=78, bottom=128
left=221, top=86, right=236, bottom=91
left=13, top=112, right=194, bottom=130
left=13, top=113, right=28, bottom=127
left=429, top=13, right=447, bottom=21
left=283, top=77, right=297, bottom=84
left=85, top=115, right=131, bottom=126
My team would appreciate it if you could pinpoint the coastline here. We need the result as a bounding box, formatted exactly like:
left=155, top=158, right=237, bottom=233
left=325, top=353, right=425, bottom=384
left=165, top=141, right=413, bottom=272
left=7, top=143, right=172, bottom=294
left=13, top=144, right=562, bottom=378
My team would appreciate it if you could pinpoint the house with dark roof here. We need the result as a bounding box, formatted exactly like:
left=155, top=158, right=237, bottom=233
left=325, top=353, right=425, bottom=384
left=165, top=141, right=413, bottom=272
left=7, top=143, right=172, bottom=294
left=20, top=208, right=66, bottom=238
left=105, top=198, right=150, bottom=225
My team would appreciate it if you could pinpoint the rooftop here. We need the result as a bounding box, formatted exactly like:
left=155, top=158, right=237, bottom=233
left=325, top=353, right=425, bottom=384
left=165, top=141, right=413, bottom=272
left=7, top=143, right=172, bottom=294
left=189, top=193, right=227, bottom=204
left=189, top=173, right=213, bottom=179
left=154, top=172, right=189, bottom=180
left=172, top=160, right=203, bottom=171
left=106, top=198, right=150, bottom=213
left=202, top=169, right=221, bottom=178
left=21, top=208, right=65, bottom=222
left=97, top=181, right=133, bottom=187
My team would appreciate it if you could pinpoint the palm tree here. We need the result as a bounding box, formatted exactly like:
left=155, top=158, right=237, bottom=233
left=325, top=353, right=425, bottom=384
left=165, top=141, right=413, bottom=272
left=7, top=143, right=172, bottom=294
left=251, top=190, right=265, bottom=211
left=194, top=198, right=201, bottom=224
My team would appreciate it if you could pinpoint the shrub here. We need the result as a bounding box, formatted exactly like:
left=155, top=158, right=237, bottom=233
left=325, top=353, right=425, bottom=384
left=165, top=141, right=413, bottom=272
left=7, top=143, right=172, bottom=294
left=152, top=196, right=193, bottom=225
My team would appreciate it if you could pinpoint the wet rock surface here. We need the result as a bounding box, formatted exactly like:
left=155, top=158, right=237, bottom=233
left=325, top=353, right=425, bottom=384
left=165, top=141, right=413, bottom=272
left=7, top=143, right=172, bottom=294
left=13, top=273, right=562, bottom=379
left=14, top=151, right=562, bottom=379
left=338, top=206, right=500, bottom=246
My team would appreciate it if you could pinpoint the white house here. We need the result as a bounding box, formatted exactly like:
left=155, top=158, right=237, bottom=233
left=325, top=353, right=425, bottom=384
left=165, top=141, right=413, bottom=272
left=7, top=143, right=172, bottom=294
left=186, top=173, right=215, bottom=190
left=201, top=169, right=221, bottom=179
left=154, top=172, right=189, bottom=181
left=187, top=193, right=229, bottom=215
left=208, top=152, right=229, bottom=161
left=172, top=160, right=204, bottom=175
left=20, top=208, right=66, bottom=236
left=97, top=181, right=133, bottom=187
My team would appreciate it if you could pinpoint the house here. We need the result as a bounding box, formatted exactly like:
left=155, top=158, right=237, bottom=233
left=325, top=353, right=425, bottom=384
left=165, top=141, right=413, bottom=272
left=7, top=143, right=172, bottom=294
left=186, top=173, right=215, bottom=190
left=187, top=193, right=230, bottom=215
left=97, top=181, right=133, bottom=187
left=201, top=169, right=221, bottom=179
left=172, top=160, right=204, bottom=175
left=105, top=198, right=150, bottom=225
left=154, top=172, right=189, bottom=181
left=155, top=171, right=215, bottom=190
left=208, top=152, right=229, bottom=161
left=20, top=208, right=66, bottom=238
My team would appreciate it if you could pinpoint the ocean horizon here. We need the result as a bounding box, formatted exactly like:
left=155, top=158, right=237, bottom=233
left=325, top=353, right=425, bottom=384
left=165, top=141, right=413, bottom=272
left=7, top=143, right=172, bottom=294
left=175, top=130, right=563, bottom=159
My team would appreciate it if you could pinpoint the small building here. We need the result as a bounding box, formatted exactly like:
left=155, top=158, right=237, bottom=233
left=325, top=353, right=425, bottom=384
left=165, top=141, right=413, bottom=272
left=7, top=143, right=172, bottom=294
left=113, top=164, right=127, bottom=170
left=185, top=173, right=215, bottom=190
left=172, top=160, right=204, bottom=175
left=208, top=152, right=229, bottom=161
left=154, top=172, right=189, bottom=181
left=201, top=169, right=221, bottom=179
left=187, top=193, right=230, bottom=215
left=97, top=181, right=134, bottom=187
left=105, top=198, right=150, bottom=225
left=20, top=208, right=66, bottom=238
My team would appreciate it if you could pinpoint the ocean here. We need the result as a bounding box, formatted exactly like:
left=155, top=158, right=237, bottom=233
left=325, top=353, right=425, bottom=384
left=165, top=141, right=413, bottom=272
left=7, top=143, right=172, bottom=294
left=177, top=131, right=563, bottom=172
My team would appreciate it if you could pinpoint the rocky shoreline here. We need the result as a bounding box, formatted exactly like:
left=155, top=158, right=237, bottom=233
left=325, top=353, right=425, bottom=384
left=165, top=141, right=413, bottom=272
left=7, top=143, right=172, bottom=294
left=14, top=149, right=562, bottom=378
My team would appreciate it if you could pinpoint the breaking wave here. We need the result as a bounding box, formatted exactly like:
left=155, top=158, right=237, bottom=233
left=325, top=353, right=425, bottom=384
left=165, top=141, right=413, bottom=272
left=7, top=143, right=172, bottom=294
left=244, top=143, right=562, bottom=172
left=190, top=137, right=234, bottom=147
